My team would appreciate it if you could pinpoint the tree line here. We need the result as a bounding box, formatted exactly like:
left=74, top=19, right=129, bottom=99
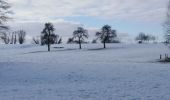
left=0, top=21, right=158, bottom=52
left=0, top=0, right=169, bottom=52
left=0, top=30, right=26, bottom=44
left=38, top=22, right=158, bottom=51
left=38, top=23, right=119, bottom=51
left=135, top=32, right=156, bottom=44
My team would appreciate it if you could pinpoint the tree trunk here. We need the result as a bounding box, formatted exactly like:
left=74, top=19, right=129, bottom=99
left=104, top=41, right=106, bottom=48
left=11, top=33, right=14, bottom=44
left=48, top=44, right=50, bottom=51
left=48, top=30, right=51, bottom=52
left=14, top=34, right=17, bottom=44
left=79, top=38, right=82, bottom=49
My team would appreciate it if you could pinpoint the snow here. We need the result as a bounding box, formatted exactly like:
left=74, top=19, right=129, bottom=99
left=0, top=43, right=170, bottom=100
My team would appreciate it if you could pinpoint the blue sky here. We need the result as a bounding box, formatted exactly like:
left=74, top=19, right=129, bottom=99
left=8, top=0, right=169, bottom=42
left=63, top=16, right=162, bottom=35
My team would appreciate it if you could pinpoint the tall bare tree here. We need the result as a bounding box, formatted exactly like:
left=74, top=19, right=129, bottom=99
left=73, top=27, right=88, bottom=49
left=17, top=30, right=26, bottom=44
left=32, top=36, right=40, bottom=44
left=0, top=32, right=10, bottom=44
left=0, top=0, right=11, bottom=31
left=164, top=0, right=170, bottom=43
left=10, top=31, right=17, bottom=44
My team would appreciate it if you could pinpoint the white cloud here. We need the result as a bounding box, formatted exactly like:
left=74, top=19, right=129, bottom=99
left=6, top=0, right=168, bottom=43
left=8, top=0, right=169, bottom=23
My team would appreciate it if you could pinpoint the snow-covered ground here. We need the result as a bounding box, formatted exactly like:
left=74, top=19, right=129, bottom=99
left=0, top=43, right=170, bottom=100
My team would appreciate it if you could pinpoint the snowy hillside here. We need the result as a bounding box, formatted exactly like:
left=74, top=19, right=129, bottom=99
left=0, top=43, right=170, bottom=100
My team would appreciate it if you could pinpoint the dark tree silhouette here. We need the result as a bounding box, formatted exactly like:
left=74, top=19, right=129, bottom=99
left=41, top=23, right=55, bottom=51
left=58, top=37, right=62, bottom=44
left=67, top=37, right=74, bottom=44
left=10, top=31, right=17, bottom=44
left=135, top=32, right=147, bottom=43
left=0, top=32, right=10, bottom=44
left=92, top=39, right=97, bottom=44
left=73, top=27, right=88, bottom=49
left=32, top=36, right=40, bottom=44
left=0, top=0, right=11, bottom=31
left=17, top=30, right=26, bottom=44
left=135, top=33, right=155, bottom=43
left=41, top=32, right=59, bottom=45
left=14, top=32, right=17, bottom=44
left=96, top=25, right=117, bottom=48
left=1, top=32, right=18, bottom=44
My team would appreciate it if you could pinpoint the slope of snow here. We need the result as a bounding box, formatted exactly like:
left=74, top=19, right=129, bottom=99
left=0, top=43, right=170, bottom=100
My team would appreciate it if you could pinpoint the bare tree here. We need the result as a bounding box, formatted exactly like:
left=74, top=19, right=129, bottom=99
left=0, top=31, right=18, bottom=44
left=0, top=0, right=11, bottom=31
left=163, top=0, right=170, bottom=44
left=32, top=36, right=40, bottom=44
left=58, top=37, right=62, bottom=44
left=41, top=23, right=55, bottom=51
left=14, top=32, right=17, bottom=44
left=96, top=25, right=117, bottom=48
left=73, top=27, right=88, bottom=49
left=10, top=31, right=17, bottom=44
left=10, top=32, right=13, bottom=44
left=0, top=32, right=10, bottom=44
left=17, top=30, right=26, bottom=44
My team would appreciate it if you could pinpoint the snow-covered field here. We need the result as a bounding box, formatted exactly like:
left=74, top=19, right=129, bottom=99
left=0, top=43, right=170, bottom=100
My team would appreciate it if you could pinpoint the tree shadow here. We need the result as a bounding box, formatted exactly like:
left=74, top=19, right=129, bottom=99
left=23, top=48, right=78, bottom=55
left=53, top=47, right=64, bottom=49
left=87, top=47, right=124, bottom=51
left=87, top=48, right=105, bottom=51
left=23, top=46, right=125, bottom=54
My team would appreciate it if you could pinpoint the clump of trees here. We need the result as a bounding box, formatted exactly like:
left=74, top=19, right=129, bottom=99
left=17, top=30, right=26, bottom=44
left=135, top=32, right=156, bottom=44
left=10, top=31, right=17, bottom=44
left=0, top=32, right=10, bottom=44
left=0, top=30, right=26, bottom=44
left=96, top=25, right=118, bottom=48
